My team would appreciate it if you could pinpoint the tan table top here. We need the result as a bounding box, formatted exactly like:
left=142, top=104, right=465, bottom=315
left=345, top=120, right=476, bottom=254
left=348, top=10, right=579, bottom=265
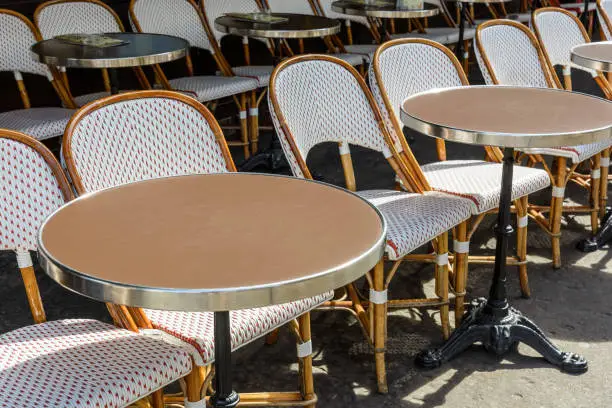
left=571, top=41, right=612, bottom=73
left=38, top=174, right=386, bottom=311
left=400, top=86, right=612, bottom=148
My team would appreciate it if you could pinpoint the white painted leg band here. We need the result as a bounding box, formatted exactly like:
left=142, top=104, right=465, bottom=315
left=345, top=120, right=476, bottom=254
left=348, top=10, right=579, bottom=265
left=552, top=186, right=565, bottom=198
left=184, top=399, right=206, bottom=408
left=601, top=157, right=610, bottom=167
left=15, top=251, right=32, bottom=268
left=242, top=36, right=249, bottom=45
left=345, top=20, right=351, bottom=27
left=239, top=110, right=247, bottom=119
left=382, top=145, right=392, bottom=158
left=453, top=240, right=470, bottom=254
left=369, top=289, right=388, bottom=304
left=436, top=252, right=449, bottom=266
left=592, top=169, right=601, bottom=179
left=463, top=52, right=469, bottom=59
left=563, top=65, right=572, bottom=75
left=517, top=215, right=529, bottom=228
left=13, top=71, right=23, bottom=81
left=249, top=107, right=259, bottom=116
left=339, top=141, right=351, bottom=155
left=297, top=340, right=312, bottom=358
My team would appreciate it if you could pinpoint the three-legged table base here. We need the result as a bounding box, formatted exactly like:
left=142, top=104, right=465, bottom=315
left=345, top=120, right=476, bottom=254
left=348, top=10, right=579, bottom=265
left=416, top=298, right=588, bottom=373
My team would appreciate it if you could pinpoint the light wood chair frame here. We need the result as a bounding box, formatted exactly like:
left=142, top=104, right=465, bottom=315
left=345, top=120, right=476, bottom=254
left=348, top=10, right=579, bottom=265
left=0, top=9, right=76, bottom=110
left=33, top=0, right=152, bottom=104
left=476, top=18, right=608, bottom=268
left=62, top=89, right=318, bottom=408
left=129, top=0, right=254, bottom=159
left=370, top=38, right=531, bottom=327
left=269, top=54, right=462, bottom=393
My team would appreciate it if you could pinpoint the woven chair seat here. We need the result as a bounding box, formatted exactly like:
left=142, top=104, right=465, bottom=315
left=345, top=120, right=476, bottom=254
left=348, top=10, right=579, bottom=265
left=356, top=190, right=472, bottom=260
left=344, top=44, right=379, bottom=61
left=143, top=292, right=333, bottom=366
left=168, top=75, right=259, bottom=102
left=0, top=319, right=192, bottom=408
left=390, top=27, right=475, bottom=44
left=0, top=108, right=74, bottom=141
left=507, top=12, right=532, bottom=22
left=519, top=139, right=612, bottom=164
left=422, top=160, right=551, bottom=214
left=333, top=52, right=369, bottom=66
left=73, top=91, right=137, bottom=107
left=233, top=65, right=274, bottom=87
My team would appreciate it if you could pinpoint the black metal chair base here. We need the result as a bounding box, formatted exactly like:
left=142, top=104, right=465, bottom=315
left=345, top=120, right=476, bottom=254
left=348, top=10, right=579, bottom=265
left=577, top=208, right=612, bottom=252
left=415, top=298, right=588, bottom=374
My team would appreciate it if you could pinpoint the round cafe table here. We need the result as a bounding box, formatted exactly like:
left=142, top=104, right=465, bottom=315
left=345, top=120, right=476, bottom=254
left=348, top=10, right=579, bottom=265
left=401, top=86, right=612, bottom=372
left=31, top=32, right=189, bottom=95
left=37, top=173, right=386, bottom=408
left=331, top=0, right=439, bottom=41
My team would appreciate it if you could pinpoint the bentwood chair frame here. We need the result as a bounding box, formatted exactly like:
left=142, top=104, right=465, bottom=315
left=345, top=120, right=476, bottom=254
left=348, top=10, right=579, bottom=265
left=33, top=0, right=151, bottom=107
left=369, top=38, right=541, bottom=320
left=269, top=54, right=475, bottom=393
left=475, top=19, right=611, bottom=268
left=62, top=90, right=321, bottom=408
left=129, top=0, right=258, bottom=158
left=597, top=0, right=612, bottom=40
left=0, top=130, right=194, bottom=408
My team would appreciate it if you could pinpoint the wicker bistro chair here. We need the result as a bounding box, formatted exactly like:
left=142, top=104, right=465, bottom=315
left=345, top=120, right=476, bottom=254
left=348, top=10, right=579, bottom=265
left=129, top=0, right=259, bottom=159
left=369, top=38, right=551, bottom=316
left=62, top=90, right=331, bottom=408
left=475, top=19, right=612, bottom=268
left=597, top=0, right=612, bottom=39
left=0, top=10, right=75, bottom=141
left=0, top=129, right=193, bottom=408
left=268, top=54, right=474, bottom=393
left=34, top=0, right=151, bottom=107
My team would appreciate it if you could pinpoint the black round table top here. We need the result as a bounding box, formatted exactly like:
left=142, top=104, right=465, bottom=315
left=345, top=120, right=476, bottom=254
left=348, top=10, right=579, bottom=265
left=31, top=32, right=190, bottom=69
left=215, top=13, right=341, bottom=39
left=331, top=0, right=440, bottom=18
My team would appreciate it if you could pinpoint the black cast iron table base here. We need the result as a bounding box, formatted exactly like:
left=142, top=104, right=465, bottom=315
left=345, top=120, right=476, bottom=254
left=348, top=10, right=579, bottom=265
left=577, top=208, right=612, bottom=252
left=416, top=147, right=588, bottom=374
left=416, top=297, right=588, bottom=372
left=212, top=311, right=240, bottom=408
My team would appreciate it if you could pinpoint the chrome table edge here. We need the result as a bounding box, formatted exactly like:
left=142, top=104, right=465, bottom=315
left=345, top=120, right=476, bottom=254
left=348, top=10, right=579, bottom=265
left=571, top=43, right=612, bottom=73
left=215, top=14, right=341, bottom=39
left=331, top=1, right=439, bottom=18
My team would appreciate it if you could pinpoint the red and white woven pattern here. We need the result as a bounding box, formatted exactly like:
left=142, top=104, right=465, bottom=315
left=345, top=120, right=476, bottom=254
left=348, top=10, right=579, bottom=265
left=68, top=96, right=230, bottom=192
left=36, top=1, right=121, bottom=39
left=0, top=138, right=66, bottom=252
left=144, top=292, right=332, bottom=366
left=421, top=160, right=551, bottom=214
left=475, top=23, right=551, bottom=88
left=356, top=190, right=472, bottom=260
left=532, top=10, right=593, bottom=74
left=0, top=319, right=192, bottom=408
left=598, top=0, right=612, bottom=40
left=369, top=41, right=464, bottom=150
left=271, top=58, right=390, bottom=166
left=520, top=140, right=612, bottom=164
left=232, top=65, right=274, bottom=87
left=131, top=0, right=214, bottom=52
left=0, top=108, right=74, bottom=141
left=0, top=12, right=50, bottom=78
left=168, top=76, right=258, bottom=102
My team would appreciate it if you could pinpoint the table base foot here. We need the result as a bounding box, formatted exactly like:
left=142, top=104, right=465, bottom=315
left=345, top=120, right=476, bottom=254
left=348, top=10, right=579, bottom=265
left=239, top=148, right=286, bottom=172
left=415, top=298, right=588, bottom=374
left=211, top=391, right=240, bottom=408
left=577, top=207, right=612, bottom=252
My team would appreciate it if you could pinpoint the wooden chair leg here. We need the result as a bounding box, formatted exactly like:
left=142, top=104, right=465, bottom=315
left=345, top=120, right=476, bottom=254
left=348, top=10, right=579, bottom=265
left=151, top=390, right=164, bottom=408
left=600, top=148, right=610, bottom=218
left=16, top=251, right=46, bottom=324
left=590, top=153, right=601, bottom=234
left=550, top=157, right=567, bottom=269
left=516, top=196, right=530, bottom=298
left=435, top=233, right=450, bottom=340
left=249, top=91, right=259, bottom=155
left=184, top=365, right=207, bottom=406
left=371, top=259, right=387, bottom=393
left=266, top=328, right=280, bottom=345
left=297, top=313, right=316, bottom=408
left=463, top=40, right=470, bottom=73
left=239, top=94, right=250, bottom=159
left=453, top=222, right=469, bottom=327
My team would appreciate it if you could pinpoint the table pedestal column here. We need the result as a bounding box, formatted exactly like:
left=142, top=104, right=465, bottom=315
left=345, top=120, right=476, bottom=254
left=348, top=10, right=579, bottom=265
left=415, top=147, right=588, bottom=373
left=454, top=2, right=467, bottom=63
left=109, top=68, right=120, bottom=96
left=211, top=311, right=240, bottom=408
